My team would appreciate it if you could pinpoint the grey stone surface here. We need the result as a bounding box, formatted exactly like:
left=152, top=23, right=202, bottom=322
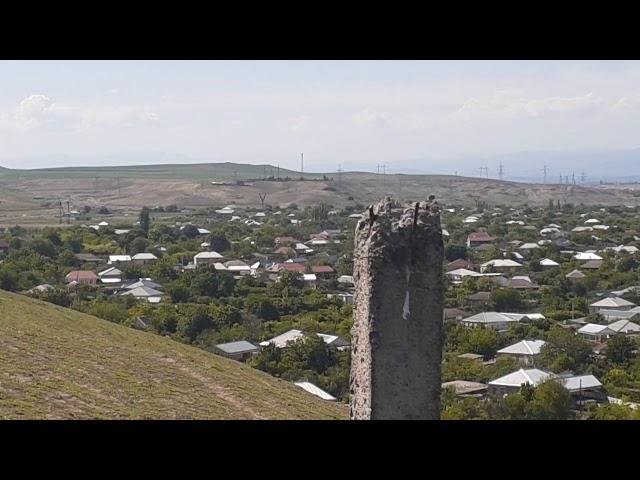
left=350, top=197, right=444, bottom=420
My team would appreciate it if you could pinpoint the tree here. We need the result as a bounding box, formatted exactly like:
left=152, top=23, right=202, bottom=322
left=87, top=300, right=128, bottom=324
left=177, top=308, right=214, bottom=343
left=129, top=237, right=150, bottom=255
left=167, top=283, right=191, bottom=303
left=491, top=288, right=523, bottom=311
left=28, top=239, right=56, bottom=258
left=617, top=255, right=638, bottom=273
left=246, top=295, right=280, bottom=321
left=0, top=266, right=19, bottom=291
left=607, top=335, right=636, bottom=366
left=191, top=270, right=223, bottom=298
left=538, top=326, right=592, bottom=373
left=208, top=230, right=231, bottom=252
left=278, top=271, right=304, bottom=290
left=459, top=327, right=501, bottom=359
left=528, top=380, right=573, bottom=420
left=445, top=244, right=468, bottom=262
left=182, top=224, right=200, bottom=239
left=139, top=207, right=151, bottom=236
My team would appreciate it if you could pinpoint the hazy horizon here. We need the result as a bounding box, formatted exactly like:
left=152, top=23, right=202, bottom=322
left=3, top=60, right=640, bottom=179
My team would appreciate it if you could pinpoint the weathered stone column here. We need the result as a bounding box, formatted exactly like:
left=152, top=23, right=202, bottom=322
left=350, top=197, right=444, bottom=420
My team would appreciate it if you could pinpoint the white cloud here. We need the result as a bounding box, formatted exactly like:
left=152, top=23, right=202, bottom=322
left=352, top=108, right=389, bottom=127
left=288, top=115, right=310, bottom=133
left=451, top=90, right=605, bottom=122
left=0, top=94, right=159, bottom=133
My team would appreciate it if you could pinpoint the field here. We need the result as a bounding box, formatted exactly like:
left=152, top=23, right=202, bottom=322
left=0, top=290, right=348, bottom=420
left=1, top=162, right=639, bottom=226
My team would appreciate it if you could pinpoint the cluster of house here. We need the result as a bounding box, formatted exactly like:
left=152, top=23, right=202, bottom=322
left=444, top=337, right=613, bottom=409
left=211, top=328, right=350, bottom=402
left=39, top=227, right=349, bottom=305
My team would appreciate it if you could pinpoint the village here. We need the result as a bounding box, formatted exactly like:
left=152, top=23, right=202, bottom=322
left=2, top=197, right=640, bottom=419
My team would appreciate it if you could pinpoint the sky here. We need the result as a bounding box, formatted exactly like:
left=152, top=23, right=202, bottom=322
left=2, top=60, right=640, bottom=175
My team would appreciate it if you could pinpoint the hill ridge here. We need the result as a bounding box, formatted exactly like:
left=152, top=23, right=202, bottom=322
left=0, top=290, right=347, bottom=420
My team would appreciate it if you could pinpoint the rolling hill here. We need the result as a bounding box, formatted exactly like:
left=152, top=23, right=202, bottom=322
left=1, top=161, right=640, bottom=227
left=0, top=290, right=348, bottom=420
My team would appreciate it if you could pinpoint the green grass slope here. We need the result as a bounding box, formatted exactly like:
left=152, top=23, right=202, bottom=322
left=0, top=291, right=347, bottom=420
left=2, top=162, right=321, bottom=182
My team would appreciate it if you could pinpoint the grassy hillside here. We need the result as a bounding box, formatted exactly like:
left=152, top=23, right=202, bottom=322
left=0, top=162, right=321, bottom=182
left=0, top=291, right=348, bottom=419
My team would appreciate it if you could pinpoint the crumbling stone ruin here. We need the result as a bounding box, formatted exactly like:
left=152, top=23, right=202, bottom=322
left=350, top=197, right=444, bottom=420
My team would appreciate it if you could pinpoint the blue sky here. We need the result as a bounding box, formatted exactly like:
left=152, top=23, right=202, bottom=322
left=1, top=60, right=640, bottom=175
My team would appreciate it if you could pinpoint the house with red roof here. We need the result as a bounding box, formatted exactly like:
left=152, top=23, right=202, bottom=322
left=466, top=232, right=495, bottom=248
left=65, top=270, right=99, bottom=285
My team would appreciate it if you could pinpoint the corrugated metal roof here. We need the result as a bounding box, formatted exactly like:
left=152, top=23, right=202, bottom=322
left=294, top=381, right=336, bottom=401
left=215, top=341, right=259, bottom=354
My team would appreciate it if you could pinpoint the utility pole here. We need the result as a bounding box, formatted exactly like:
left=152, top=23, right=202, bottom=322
left=337, top=165, right=343, bottom=185
left=300, top=152, right=304, bottom=179
left=581, top=171, right=586, bottom=183
left=377, top=164, right=386, bottom=188
left=277, top=164, right=280, bottom=180
left=66, top=200, right=71, bottom=224
left=58, top=200, right=63, bottom=225
left=559, top=173, right=563, bottom=184
left=572, top=172, right=576, bottom=185
left=543, top=164, right=548, bottom=184
left=498, top=163, right=504, bottom=181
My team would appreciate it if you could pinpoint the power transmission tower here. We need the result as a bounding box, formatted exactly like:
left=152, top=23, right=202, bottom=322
left=580, top=171, right=586, bottom=183
left=377, top=164, right=386, bottom=187
left=58, top=200, right=63, bottom=224
left=66, top=200, right=71, bottom=224
left=572, top=172, right=576, bottom=185
left=479, top=166, right=489, bottom=178
left=337, top=165, right=343, bottom=185
left=300, top=152, right=304, bottom=179
left=543, top=164, right=548, bottom=184
left=258, top=193, right=267, bottom=209
left=498, top=163, right=504, bottom=181
left=277, top=164, right=280, bottom=180
left=559, top=173, right=563, bottom=184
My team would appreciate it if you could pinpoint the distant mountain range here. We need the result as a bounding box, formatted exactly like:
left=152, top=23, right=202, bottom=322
left=376, top=148, right=640, bottom=182
left=2, top=148, right=640, bottom=183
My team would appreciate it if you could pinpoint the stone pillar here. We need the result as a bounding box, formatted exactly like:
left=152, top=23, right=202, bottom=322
left=350, top=197, right=444, bottom=420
